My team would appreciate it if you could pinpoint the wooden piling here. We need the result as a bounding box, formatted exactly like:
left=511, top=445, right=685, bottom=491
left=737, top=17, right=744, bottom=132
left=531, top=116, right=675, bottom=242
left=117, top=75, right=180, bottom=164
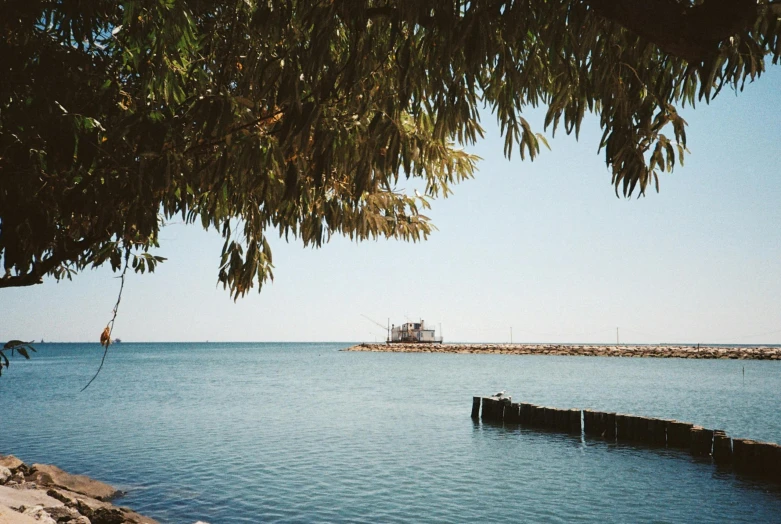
left=534, top=406, right=543, bottom=426
left=666, top=421, right=694, bottom=448
left=626, top=414, right=640, bottom=440
left=542, top=406, right=556, bottom=428
left=534, top=406, right=545, bottom=427
left=519, top=403, right=532, bottom=425
left=690, top=426, right=714, bottom=456
left=591, top=412, right=607, bottom=438
left=625, top=415, right=638, bottom=441
left=555, top=408, right=570, bottom=431
left=764, top=443, right=781, bottom=481
left=568, top=409, right=582, bottom=434
left=471, top=397, right=481, bottom=419
left=505, top=402, right=522, bottom=424
left=501, top=397, right=512, bottom=410
left=546, top=407, right=558, bottom=429
left=604, top=412, right=616, bottom=439
left=481, top=397, right=504, bottom=422
left=583, top=410, right=596, bottom=435
left=543, top=407, right=556, bottom=428
left=528, top=405, right=540, bottom=426
left=648, top=418, right=667, bottom=446
left=470, top=396, right=781, bottom=483
left=616, top=414, right=630, bottom=441
left=756, top=442, right=781, bottom=479
left=732, top=438, right=752, bottom=473
left=733, top=439, right=763, bottom=475
left=501, top=398, right=512, bottom=422
left=712, top=431, right=732, bottom=465
left=533, top=405, right=546, bottom=427
left=627, top=416, right=646, bottom=442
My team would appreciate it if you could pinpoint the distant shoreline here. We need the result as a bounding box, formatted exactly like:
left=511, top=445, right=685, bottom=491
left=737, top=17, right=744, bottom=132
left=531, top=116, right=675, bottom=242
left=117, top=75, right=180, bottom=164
left=343, top=343, right=781, bottom=360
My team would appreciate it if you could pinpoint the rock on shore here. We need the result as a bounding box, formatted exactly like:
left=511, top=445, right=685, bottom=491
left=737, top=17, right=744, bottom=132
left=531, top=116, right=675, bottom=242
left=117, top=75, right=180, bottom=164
left=344, top=343, right=781, bottom=360
left=0, top=455, right=157, bottom=524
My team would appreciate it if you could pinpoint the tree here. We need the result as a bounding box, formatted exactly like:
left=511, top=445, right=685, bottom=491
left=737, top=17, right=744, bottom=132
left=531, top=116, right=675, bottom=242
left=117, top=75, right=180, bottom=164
left=2, top=0, right=780, bottom=298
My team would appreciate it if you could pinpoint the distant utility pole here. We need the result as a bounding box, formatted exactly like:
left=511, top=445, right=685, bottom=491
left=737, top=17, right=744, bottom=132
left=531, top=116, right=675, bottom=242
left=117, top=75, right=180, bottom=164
left=617, top=327, right=620, bottom=345
left=510, top=327, right=513, bottom=344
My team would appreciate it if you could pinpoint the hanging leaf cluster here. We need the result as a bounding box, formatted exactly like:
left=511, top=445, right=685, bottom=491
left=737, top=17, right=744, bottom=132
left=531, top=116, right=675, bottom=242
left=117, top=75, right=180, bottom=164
left=2, top=0, right=779, bottom=296
left=0, top=340, right=37, bottom=377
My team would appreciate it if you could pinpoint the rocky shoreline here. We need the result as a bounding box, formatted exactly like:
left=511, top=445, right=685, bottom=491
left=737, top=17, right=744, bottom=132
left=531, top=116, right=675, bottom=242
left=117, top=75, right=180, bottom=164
left=0, top=454, right=159, bottom=524
left=344, top=343, right=781, bottom=360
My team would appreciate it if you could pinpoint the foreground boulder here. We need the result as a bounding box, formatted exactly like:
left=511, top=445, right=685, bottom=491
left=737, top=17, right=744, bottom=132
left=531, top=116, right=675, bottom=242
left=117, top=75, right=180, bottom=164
left=27, top=465, right=121, bottom=501
left=0, top=457, right=24, bottom=473
left=0, top=455, right=158, bottom=524
left=0, top=503, right=42, bottom=524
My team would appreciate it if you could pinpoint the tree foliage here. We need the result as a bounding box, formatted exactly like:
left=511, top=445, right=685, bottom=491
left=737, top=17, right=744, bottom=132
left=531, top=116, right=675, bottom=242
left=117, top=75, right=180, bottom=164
left=2, top=0, right=780, bottom=297
left=0, top=340, right=36, bottom=377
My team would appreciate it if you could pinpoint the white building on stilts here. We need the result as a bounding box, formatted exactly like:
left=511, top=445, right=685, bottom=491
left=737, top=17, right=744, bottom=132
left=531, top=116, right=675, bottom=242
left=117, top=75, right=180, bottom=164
left=390, top=320, right=443, bottom=343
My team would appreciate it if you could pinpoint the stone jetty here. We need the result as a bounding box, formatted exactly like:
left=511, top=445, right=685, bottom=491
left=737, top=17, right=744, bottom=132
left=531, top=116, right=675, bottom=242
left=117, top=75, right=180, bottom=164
left=345, top=343, right=781, bottom=360
left=472, top=396, right=781, bottom=484
left=0, top=455, right=159, bottom=524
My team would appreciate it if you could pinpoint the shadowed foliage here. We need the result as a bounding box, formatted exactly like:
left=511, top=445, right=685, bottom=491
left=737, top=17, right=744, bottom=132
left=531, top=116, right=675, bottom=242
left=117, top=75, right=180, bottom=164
left=2, top=0, right=780, bottom=297
left=0, top=340, right=36, bottom=376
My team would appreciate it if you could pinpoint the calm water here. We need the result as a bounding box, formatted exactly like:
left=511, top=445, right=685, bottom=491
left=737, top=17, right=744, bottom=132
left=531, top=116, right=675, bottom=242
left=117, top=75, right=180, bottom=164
left=2, top=343, right=781, bottom=523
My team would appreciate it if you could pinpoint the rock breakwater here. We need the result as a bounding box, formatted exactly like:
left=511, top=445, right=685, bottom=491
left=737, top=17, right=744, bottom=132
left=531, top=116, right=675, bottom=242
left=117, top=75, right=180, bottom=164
left=344, top=343, right=781, bottom=359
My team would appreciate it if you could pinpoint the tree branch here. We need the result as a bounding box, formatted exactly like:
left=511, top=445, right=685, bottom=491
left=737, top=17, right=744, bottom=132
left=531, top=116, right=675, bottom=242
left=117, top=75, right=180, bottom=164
left=587, top=0, right=759, bottom=62
left=0, top=237, right=97, bottom=289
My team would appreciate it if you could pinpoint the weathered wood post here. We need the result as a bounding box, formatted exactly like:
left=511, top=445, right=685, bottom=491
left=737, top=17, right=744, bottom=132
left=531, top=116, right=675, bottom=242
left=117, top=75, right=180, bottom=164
left=625, top=416, right=638, bottom=441
left=648, top=418, right=667, bottom=445
left=690, top=426, right=714, bottom=456
left=481, top=397, right=503, bottom=422
left=555, top=408, right=570, bottom=432
left=520, top=403, right=532, bottom=425
left=501, top=397, right=513, bottom=418
left=604, top=413, right=616, bottom=439
left=616, top=414, right=630, bottom=441
left=583, top=410, right=596, bottom=435
left=543, top=407, right=556, bottom=428
left=733, top=439, right=767, bottom=475
left=535, top=405, right=546, bottom=427
left=666, top=421, right=694, bottom=448
left=471, top=396, right=481, bottom=419
left=568, top=409, right=582, bottom=434
left=712, top=430, right=732, bottom=465
left=732, top=438, right=752, bottom=473
left=590, top=412, right=607, bottom=437
left=539, top=407, right=549, bottom=428
left=756, top=442, right=781, bottom=478
left=627, top=416, right=646, bottom=442
left=528, top=405, right=539, bottom=426
left=505, top=402, right=522, bottom=424
left=764, top=443, right=781, bottom=481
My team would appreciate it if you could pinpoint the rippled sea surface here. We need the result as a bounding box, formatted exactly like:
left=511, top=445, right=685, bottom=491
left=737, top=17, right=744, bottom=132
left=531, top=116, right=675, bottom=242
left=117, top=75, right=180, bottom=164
left=2, top=343, right=781, bottom=523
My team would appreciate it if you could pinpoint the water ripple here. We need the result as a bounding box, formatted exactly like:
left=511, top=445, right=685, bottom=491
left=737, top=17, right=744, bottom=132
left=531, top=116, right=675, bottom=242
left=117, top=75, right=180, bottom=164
left=2, top=343, right=780, bottom=523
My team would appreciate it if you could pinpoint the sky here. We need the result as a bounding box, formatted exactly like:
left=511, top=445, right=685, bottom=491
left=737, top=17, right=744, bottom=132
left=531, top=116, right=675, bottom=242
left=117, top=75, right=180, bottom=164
left=2, top=69, right=780, bottom=344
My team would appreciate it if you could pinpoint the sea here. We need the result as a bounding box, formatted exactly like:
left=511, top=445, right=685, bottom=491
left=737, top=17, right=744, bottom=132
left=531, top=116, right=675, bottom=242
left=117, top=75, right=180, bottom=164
left=1, top=342, right=781, bottom=523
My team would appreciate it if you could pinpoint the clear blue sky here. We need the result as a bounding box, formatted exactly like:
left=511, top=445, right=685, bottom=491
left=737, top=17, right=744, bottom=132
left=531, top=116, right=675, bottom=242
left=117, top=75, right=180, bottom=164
left=3, top=69, right=780, bottom=344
